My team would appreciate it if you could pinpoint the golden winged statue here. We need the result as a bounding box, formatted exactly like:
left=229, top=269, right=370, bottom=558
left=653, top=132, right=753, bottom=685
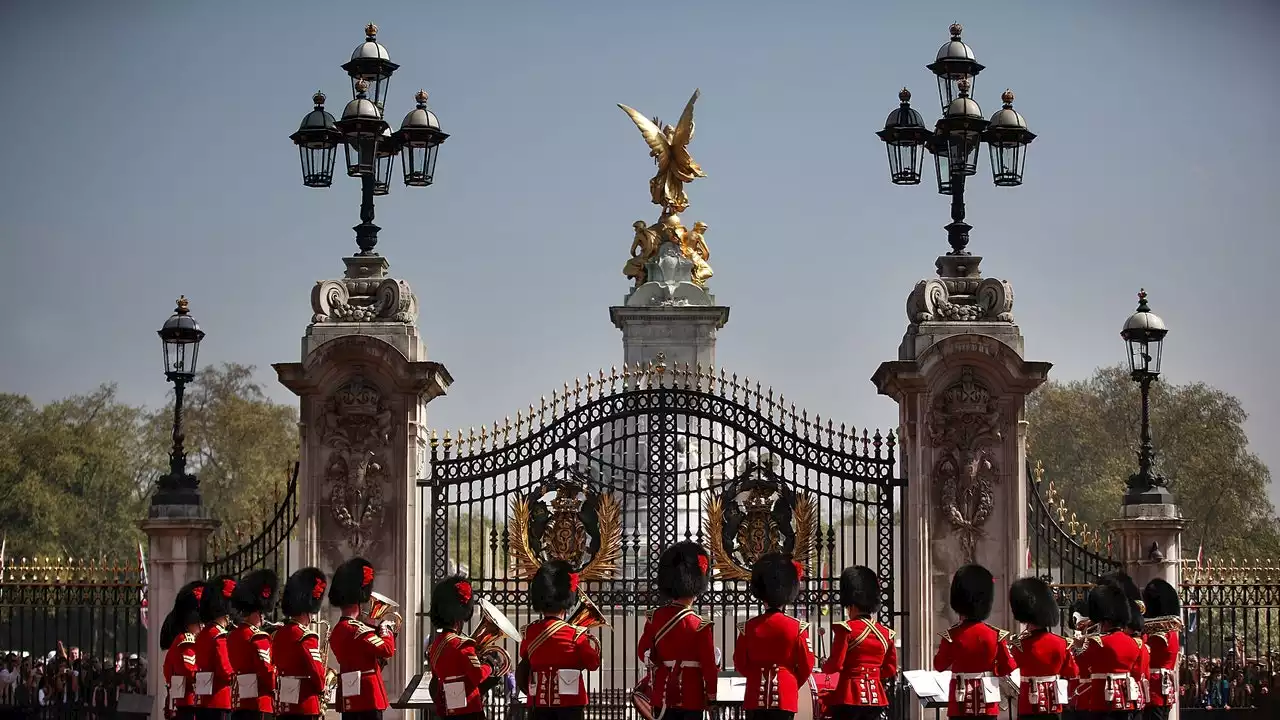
left=618, top=89, right=706, bottom=214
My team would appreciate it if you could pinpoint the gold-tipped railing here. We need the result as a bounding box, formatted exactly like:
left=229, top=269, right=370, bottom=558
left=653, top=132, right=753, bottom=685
left=1031, top=460, right=1113, bottom=556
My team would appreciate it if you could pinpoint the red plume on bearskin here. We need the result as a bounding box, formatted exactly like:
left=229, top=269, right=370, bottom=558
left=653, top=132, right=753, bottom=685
left=199, top=575, right=237, bottom=623
left=430, top=575, right=476, bottom=628
left=330, top=557, right=375, bottom=608
left=658, top=541, right=711, bottom=600
left=231, top=569, right=280, bottom=616
left=282, top=568, right=327, bottom=617
left=173, top=580, right=204, bottom=628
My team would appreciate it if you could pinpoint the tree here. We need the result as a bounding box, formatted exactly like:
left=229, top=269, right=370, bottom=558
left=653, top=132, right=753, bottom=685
left=0, top=386, right=154, bottom=559
left=144, top=363, right=299, bottom=548
left=1027, top=365, right=1280, bottom=560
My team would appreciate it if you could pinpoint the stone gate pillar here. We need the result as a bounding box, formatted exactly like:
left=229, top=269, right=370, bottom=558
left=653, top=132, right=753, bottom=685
left=275, top=254, right=452, bottom=717
left=141, top=508, right=218, bottom=720
left=872, top=254, right=1050, bottom=671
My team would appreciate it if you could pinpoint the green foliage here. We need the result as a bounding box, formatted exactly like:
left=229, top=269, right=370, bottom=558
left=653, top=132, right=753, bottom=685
left=0, top=364, right=298, bottom=559
left=1027, top=365, right=1280, bottom=560
left=0, top=386, right=153, bottom=559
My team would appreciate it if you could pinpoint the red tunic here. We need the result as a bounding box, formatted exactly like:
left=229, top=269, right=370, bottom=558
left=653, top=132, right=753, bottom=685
left=428, top=630, right=494, bottom=715
left=1008, top=628, right=1078, bottom=715
left=733, top=609, right=816, bottom=712
left=1072, top=630, right=1141, bottom=712
left=820, top=617, right=897, bottom=707
left=1144, top=618, right=1182, bottom=707
left=636, top=603, right=719, bottom=711
left=1131, top=635, right=1151, bottom=710
left=519, top=617, right=602, bottom=707
left=271, top=621, right=328, bottom=716
left=329, top=615, right=396, bottom=713
left=164, top=632, right=198, bottom=714
left=227, top=623, right=275, bottom=713
left=193, top=623, right=235, bottom=709
left=932, top=620, right=1017, bottom=717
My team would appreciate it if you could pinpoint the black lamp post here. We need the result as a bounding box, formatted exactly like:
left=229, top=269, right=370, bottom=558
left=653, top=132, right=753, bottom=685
left=152, top=296, right=205, bottom=508
left=877, top=24, right=1036, bottom=263
left=1121, top=289, right=1172, bottom=505
left=289, top=23, right=449, bottom=257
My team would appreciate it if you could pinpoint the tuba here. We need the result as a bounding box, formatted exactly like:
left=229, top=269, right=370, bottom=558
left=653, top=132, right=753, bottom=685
left=366, top=592, right=404, bottom=637
left=471, top=597, right=522, bottom=675
left=566, top=592, right=611, bottom=630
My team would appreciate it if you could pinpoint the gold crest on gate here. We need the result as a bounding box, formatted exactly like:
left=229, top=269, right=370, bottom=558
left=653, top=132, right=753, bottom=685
left=509, top=460, right=622, bottom=580
left=705, top=449, right=817, bottom=581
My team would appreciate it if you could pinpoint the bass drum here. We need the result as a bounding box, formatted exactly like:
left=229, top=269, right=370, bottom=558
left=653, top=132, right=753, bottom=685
left=794, top=676, right=821, bottom=720
left=810, top=672, right=838, bottom=719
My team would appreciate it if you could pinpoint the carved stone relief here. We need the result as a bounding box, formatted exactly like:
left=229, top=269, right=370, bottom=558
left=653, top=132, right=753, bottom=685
left=927, top=367, right=1003, bottom=563
left=315, top=376, right=395, bottom=552
left=906, top=276, right=1014, bottom=324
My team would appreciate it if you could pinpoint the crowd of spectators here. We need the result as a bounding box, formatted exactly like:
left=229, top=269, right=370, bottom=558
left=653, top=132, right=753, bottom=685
left=1179, top=650, right=1279, bottom=711
left=0, top=643, right=146, bottom=719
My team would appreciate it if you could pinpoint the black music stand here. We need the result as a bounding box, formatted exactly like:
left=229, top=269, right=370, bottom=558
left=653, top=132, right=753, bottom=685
left=114, top=693, right=155, bottom=718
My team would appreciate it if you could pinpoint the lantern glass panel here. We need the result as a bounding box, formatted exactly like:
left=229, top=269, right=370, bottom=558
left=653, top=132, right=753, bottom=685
left=401, top=141, right=441, bottom=187
left=298, top=144, right=337, bottom=188
left=935, top=73, right=976, bottom=114
left=988, top=140, right=1028, bottom=187
left=350, top=74, right=392, bottom=116
left=1126, top=335, right=1163, bottom=376
left=344, top=136, right=378, bottom=177
left=373, top=145, right=397, bottom=196
left=885, top=140, right=925, bottom=185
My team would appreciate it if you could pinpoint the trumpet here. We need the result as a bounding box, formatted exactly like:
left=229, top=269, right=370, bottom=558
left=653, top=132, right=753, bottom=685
left=566, top=592, right=611, bottom=630
left=366, top=591, right=403, bottom=637
left=471, top=597, right=523, bottom=675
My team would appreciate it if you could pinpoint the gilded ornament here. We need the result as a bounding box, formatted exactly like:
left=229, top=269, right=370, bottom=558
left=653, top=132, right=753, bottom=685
left=507, top=462, right=622, bottom=580
left=704, top=450, right=817, bottom=581
left=618, top=89, right=706, bottom=215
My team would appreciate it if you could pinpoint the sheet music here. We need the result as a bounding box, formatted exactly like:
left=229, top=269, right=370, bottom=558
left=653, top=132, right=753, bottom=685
left=902, top=670, right=948, bottom=701
left=408, top=673, right=434, bottom=704
left=716, top=676, right=747, bottom=703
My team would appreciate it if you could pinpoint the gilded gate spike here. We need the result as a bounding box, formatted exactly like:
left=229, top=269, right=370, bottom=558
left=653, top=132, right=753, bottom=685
left=1033, top=459, right=1046, bottom=484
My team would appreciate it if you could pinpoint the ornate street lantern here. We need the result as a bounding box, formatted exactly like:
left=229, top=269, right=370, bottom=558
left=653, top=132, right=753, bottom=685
left=393, top=90, right=448, bottom=187
left=289, top=92, right=342, bottom=188
left=926, top=23, right=985, bottom=111
left=372, top=128, right=400, bottom=196
left=341, top=23, right=399, bottom=112
left=934, top=78, right=986, bottom=181
left=336, top=79, right=389, bottom=178
left=983, top=89, right=1037, bottom=187
left=875, top=88, right=931, bottom=185
left=159, top=295, right=204, bottom=382
left=1120, top=289, right=1172, bottom=504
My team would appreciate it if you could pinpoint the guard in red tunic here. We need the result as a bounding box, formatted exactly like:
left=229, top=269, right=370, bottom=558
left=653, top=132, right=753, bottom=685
left=932, top=564, right=1017, bottom=718
left=820, top=566, right=897, bottom=720
left=1008, top=577, right=1078, bottom=720
left=517, top=560, right=603, bottom=720
left=272, top=567, right=329, bottom=720
left=637, top=542, right=719, bottom=720
left=1140, top=579, right=1181, bottom=720
left=733, top=552, right=816, bottom=720
left=194, top=575, right=239, bottom=720
left=228, top=569, right=279, bottom=720
left=165, top=582, right=205, bottom=720
left=1064, top=599, right=1097, bottom=720
left=328, top=557, right=397, bottom=720
left=1099, top=572, right=1147, bottom=719
left=1073, top=585, right=1141, bottom=719
left=427, top=576, right=505, bottom=720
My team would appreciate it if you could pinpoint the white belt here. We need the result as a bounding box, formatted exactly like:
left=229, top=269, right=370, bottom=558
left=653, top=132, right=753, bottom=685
left=954, top=672, right=991, bottom=680
left=1149, top=668, right=1175, bottom=676
left=1090, top=674, right=1130, bottom=680
left=1024, top=675, right=1059, bottom=684
left=661, top=661, right=701, bottom=668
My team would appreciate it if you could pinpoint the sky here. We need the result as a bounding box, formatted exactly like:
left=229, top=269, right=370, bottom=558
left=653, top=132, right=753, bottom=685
left=1, top=0, right=1278, bottom=508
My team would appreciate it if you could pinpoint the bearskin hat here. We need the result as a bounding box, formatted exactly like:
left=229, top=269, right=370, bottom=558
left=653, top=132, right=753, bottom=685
left=430, top=576, right=477, bottom=628
left=838, top=566, right=880, bottom=614
left=282, top=567, right=327, bottom=617
left=159, top=610, right=178, bottom=650
left=1142, top=578, right=1180, bottom=618
left=531, top=560, right=578, bottom=614
left=1010, top=577, right=1059, bottom=629
left=750, top=552, right=803, bottom=609
left=231, top=569, right=280, bottom=617
left=1097, top=572, right=1144, bottom=632
left=199, top=575, right=238, bottom=623
left=1086, top=584, right=1131, bottom=626
left=329, top=557, right=375, bottom=608
left=657, top=542, right=711, bottom=600
left=174, top=580, right=204, bottom=628
left=949, top=564, right=995, bottom=621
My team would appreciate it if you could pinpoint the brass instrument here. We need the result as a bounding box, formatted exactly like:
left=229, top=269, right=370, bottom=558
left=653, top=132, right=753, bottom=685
left=472, top=597, right=523, bottom=675
left=260, top=620, right=284, bottom=635
left=314, top=617, right=338, bottom=710
left=366, top=591, right=403, bottom=637
left=566, top=592, right=611, bottom=630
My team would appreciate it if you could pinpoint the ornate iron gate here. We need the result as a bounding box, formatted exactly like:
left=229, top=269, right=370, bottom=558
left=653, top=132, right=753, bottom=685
left=420, top=363, right=902, bottom=716
left=1026, top=460, right=1121, bottom=626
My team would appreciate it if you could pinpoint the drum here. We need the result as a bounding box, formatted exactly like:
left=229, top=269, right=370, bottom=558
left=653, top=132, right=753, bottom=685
left=632, top=673, right=655, bottom=720
left=794, top=676, right=821, bottom=720
left=810, top=672, right=838, bottom=719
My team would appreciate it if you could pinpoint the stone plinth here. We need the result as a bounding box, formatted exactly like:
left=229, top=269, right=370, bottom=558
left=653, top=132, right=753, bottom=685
left=875, top=329, right=1050, bottom=670
left=610, top=305, right=729, bottom=369
left=141, top=512, right=218, bottom=720
left=1107, top=502, right=1185, bottom=594
left=274, top=255, right=452, bottom=717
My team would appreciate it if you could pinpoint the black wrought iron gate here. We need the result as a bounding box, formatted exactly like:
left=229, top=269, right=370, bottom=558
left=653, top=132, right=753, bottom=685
left=418, top=363, right=902, bottom=716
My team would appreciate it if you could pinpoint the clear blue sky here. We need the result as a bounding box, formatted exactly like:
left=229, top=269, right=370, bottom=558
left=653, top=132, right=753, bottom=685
left=2, top=1, right=1278, bottom=506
